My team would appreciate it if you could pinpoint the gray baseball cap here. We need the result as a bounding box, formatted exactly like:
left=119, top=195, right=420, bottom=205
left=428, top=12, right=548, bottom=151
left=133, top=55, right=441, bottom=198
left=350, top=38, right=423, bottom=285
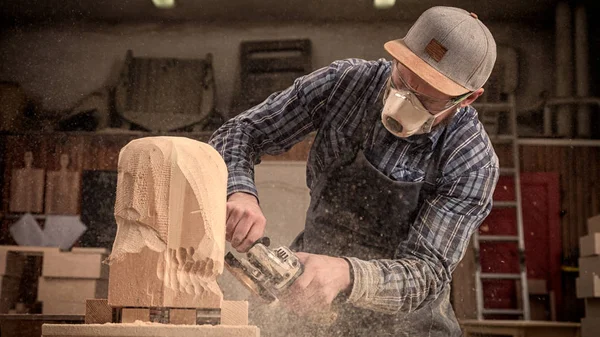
left=384, top=6, right=497, bottom=96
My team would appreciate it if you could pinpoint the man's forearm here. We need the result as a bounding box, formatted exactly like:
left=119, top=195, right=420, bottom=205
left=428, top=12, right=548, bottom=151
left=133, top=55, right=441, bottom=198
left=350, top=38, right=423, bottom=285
left=343, top=256, right=448, bottom=314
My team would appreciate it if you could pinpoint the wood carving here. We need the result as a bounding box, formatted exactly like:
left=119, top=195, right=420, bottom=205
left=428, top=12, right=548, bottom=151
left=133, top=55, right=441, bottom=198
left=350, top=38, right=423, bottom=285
left=45, top=154, right=81, bottom=215
left=107, top=137, right=227, bottom=309
left=10, top=152, right=45, bottom=213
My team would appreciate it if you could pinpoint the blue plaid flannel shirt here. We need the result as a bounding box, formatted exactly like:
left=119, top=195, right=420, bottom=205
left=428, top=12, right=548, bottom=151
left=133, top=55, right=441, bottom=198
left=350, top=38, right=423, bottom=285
left=209, top=58, right=499, bottom=314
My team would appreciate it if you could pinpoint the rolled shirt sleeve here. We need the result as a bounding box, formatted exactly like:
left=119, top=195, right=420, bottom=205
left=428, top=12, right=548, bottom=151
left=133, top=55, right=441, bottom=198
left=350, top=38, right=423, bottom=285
left=209, top=63, right=340, bottom=197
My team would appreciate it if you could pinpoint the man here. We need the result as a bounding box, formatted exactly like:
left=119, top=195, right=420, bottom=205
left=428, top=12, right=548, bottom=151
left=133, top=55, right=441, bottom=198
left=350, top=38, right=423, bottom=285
left=210, top=6, right=499, bottom=336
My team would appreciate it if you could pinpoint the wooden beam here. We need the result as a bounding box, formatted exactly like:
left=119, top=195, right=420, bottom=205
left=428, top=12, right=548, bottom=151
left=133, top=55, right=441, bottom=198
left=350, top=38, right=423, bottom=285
left=85, top=299, right=112, bottom=324
left=221, top=301, right=248, bottom=326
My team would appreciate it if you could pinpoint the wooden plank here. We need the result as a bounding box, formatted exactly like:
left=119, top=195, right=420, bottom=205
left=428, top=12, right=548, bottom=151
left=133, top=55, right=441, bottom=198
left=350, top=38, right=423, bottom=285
left=71, top=247, right=110, bottom=255
left=42, top=300, right=86, bottom=315
left=42, top=323, right=260, bottom=337
left=588, top=214, right=600, bottom=234
left=0, top=245, right=60, bottom=255
left=44, top=154, right=81, bottom=215
left=576, top=275, right=600, bottom=298
left=42, top=251, right=108, bottom=279
left=221, top=301, right=248, bottom=326
left=85, top=299, right=112, bottom=324
left=169, top=309, right=196, bottom=325
left=121, top=308, right=150, bottom=323
left=579, top=256, right=600, bottom=275
left=580, top=233, right=600, bottom=257
left=38, top=277, right=108, bottom=304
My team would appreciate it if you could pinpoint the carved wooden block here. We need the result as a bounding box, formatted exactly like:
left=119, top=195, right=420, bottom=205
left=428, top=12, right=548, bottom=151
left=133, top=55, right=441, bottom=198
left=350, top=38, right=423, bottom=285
left=45, top=154, right=81, bottom=215
left=10, top=152, right=45, bottom=213
left=107, top=137, right=227, bottom=309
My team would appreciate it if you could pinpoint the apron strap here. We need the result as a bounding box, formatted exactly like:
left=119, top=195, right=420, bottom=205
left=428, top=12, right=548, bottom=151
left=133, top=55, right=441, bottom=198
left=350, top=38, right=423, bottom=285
left=419, top=126, right=448, bottom=204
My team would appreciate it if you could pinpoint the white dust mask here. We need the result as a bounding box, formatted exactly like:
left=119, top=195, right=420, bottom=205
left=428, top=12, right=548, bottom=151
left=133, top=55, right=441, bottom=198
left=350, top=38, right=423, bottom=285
left=381, top=83, right=446, bottom=138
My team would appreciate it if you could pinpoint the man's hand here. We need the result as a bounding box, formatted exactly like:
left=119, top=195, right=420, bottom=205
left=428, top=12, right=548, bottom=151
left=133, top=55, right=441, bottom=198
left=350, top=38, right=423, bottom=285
left=280, top=252, right=352, bottom=317
left=226, top=192, right=266, bottom=252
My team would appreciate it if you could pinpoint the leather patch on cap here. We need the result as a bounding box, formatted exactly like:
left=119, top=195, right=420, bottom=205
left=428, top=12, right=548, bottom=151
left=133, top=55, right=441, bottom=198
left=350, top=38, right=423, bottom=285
left=425, top=39, right=447, bottom=62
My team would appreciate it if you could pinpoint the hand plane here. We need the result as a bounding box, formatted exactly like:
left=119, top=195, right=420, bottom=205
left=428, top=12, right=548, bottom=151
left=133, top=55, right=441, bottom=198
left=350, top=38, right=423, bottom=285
left=224, top=237, right=303, bottom=303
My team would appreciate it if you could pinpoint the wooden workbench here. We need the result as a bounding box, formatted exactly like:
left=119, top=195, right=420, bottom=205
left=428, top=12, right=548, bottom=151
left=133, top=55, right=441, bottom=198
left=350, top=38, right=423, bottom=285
left=461, top=320, right=581, bottom=337
left=0, top=314, right=84, bottom=337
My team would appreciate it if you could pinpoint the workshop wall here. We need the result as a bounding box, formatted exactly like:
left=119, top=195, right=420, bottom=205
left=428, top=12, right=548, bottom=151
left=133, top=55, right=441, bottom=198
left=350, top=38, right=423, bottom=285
left=0, top=20, right=552, bottom=121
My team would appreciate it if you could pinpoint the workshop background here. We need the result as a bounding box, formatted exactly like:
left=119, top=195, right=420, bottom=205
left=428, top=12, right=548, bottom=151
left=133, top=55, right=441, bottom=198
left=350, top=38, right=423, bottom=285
left=0, top=0, right=598, bottom=336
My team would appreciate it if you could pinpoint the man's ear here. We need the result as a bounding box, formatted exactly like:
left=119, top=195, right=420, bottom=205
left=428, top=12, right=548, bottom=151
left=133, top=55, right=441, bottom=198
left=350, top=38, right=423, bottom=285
left=460, top=88, right=485, bottom=107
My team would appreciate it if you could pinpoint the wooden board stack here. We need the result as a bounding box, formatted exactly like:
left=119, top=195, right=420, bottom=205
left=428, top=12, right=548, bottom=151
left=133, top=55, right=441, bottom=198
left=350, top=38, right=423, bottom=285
left=42, top=137, right=260, bottom=337
left=577, top=214, right=600, bottom=337
left=38, top=248, right=109, bottom=315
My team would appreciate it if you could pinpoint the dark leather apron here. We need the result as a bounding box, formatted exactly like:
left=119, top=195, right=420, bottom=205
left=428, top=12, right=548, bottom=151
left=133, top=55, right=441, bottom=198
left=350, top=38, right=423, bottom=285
left=290, top=107, right=461, bottom=336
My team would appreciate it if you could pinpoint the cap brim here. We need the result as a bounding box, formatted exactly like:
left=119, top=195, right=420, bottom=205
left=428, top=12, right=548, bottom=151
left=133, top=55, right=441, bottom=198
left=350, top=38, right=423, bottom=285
left=384, top=39, right=470, bottom=97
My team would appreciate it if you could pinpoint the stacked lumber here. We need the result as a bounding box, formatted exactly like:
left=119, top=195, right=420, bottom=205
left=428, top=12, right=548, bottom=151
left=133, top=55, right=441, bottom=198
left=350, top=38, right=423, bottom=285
left=577, top=214, right=600, bottom=337
left=38, top=248, right=108, bottom=315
